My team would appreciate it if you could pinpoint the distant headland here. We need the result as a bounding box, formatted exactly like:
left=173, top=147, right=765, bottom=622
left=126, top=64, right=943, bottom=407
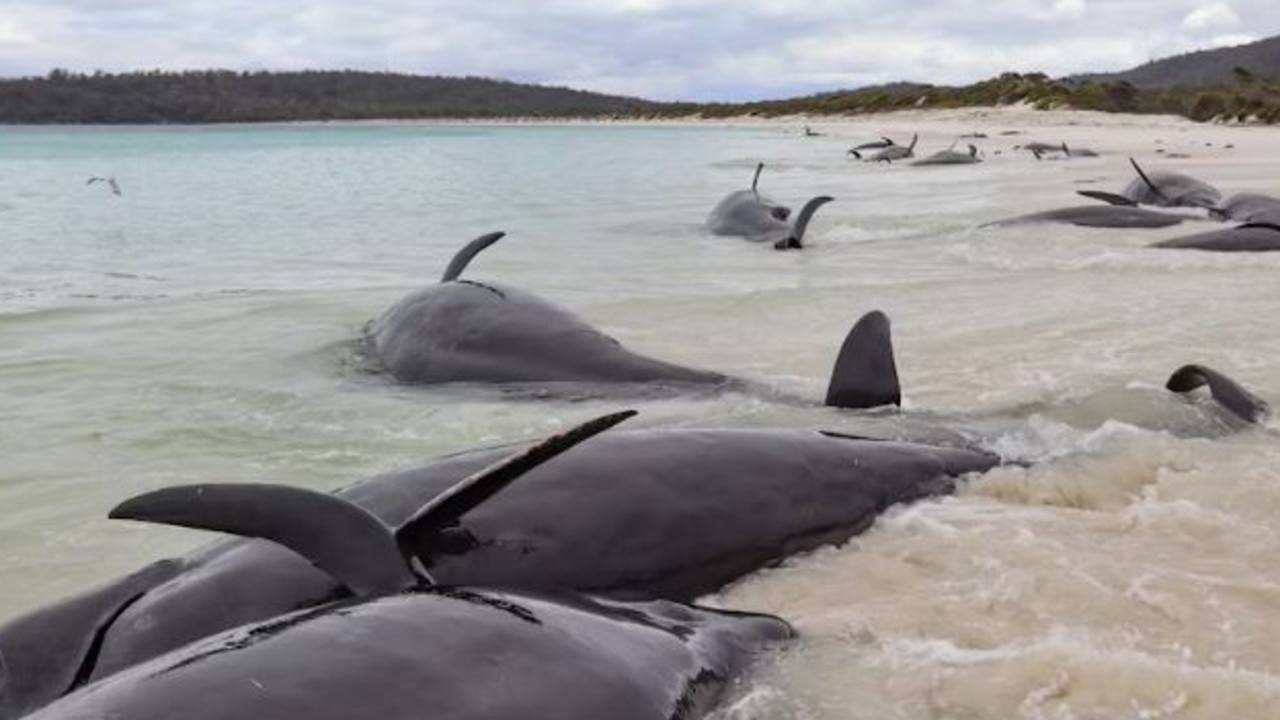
left=2, top=34, right=1278, bottom=125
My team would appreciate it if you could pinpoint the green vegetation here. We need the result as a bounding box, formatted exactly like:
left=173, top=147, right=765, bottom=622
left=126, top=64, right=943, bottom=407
left=655, top=71, right=1280, bottom=124
left=0, top=69, right=659, bottom=124
left=1, top=67, right=1279, bottom=125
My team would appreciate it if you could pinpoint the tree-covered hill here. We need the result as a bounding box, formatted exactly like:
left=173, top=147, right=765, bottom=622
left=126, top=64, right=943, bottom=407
left=1074, top=34, right=1280, bottom=88
left=0, top=69, right=661, bottom=124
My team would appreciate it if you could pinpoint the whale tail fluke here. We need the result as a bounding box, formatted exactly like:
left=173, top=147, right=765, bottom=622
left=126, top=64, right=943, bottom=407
left=109, top=410, right=638, bottom=596
left=441, top=231, right=507, bottom=283
left=774, top=195, right=834, bottom=251
left=824, top=310, right=901, bottom=410
left=1166, top=364, right=1270, bottom=423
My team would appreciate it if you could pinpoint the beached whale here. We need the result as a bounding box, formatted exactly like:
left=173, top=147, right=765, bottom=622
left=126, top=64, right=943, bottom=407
left=911, top=144, right=981, bottom=166
left=984, top=204, right=1190, bottom=229
left=370, top=234, right=890, bottom=401
left=852, top=133, right=918, bottom=163
left=1077, top=158, right=1221, bottom=210
left=23, top=480, right=790, bottom=720
left=1150, top=221, right=1280, bottom=252
left=1209, top=193, right=1280, bottom=222
left=370, top=231, right=728, bottom=387
left=0, top=411, right=997, bottom=717
left=705, top=163, right=834, bottom=249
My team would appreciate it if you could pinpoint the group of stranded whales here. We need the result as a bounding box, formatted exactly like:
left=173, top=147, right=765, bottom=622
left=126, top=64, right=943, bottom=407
left=3, top=138, right=1277, bottom=719
left=985, top=156, right=1280, bottom=249
left=1, top=271, right=1271, bottom=719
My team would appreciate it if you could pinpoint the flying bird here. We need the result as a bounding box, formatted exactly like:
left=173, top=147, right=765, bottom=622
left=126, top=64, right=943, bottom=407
left=87, top=176, right=122, bottom=196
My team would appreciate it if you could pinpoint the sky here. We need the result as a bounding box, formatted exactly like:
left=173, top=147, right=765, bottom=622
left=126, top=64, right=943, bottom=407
left=0, top=1, right=1275, bottom=101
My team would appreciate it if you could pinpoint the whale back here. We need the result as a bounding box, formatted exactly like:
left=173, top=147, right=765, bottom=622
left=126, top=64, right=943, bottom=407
left=25, top=590, right=790, bottom=720
left=372, top=282, right=722, bottom=385
left=1, top=428, right=998, bottom=714
left=706, top=189, right=791, bottom=239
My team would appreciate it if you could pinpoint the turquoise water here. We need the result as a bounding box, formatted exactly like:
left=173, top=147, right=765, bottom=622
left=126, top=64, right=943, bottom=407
left=3, top=120, right=1279, bottom=717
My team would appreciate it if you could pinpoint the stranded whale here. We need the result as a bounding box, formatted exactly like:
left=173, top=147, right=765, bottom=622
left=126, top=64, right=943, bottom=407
left=705, top=163, right=834, bottom=249
left=24, top=480, right=790, bottom=720
left=370, top=234, right=889, bottom=407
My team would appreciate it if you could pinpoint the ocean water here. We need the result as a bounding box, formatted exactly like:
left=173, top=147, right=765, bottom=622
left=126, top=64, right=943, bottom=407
left=2, top=119, right=1279, bottom=717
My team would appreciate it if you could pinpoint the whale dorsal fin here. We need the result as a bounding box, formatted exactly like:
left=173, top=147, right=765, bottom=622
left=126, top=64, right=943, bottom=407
left=907, top=133, right=918, bottom=151
left=1129, top=158, right=1171, bottom=205
left=110, top=484, right=417, bottom=596
left=824, top=310, right=901, bottom=409
left=441, top=231, right=506, bottom=283
left=751, top=162, right=765, bottom=200
left=396, top=410, right=636, bottom=546
left=1078, top=190, right=1138, bottom=206
left=108, top=410, right=637, bottom=596
left=1166, top=364, right=1270, bottom=423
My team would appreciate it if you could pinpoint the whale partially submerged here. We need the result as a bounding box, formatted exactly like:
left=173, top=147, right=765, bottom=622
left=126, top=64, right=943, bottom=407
left=705, top=163, right=834, bottom=249
left=852, top=133, right=918, bottom=163
left=1150, top=220, right=1280, bottom=252
left=1077, top=158, right=1221, bottom=210
left=370, top=234, right=890, bottom=404
left=0, top=410, right=996, bottom=717
left=370, top=232, right=729, bottom=387
left=984, top=205, right=1190, bottom=229
left=911, top=144, right=981, bottom=166
left=23, top=479, right=790, bottom=720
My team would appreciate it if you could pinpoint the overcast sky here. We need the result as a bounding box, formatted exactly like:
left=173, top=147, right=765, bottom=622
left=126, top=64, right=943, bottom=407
left=0, top=1, right=1274, bottom=101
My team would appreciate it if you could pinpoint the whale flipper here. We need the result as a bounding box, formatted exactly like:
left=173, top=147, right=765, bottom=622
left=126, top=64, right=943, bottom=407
left=110, top=484, right=417, bottom=596
left=824, top=310, right=901, bottom=409
left=773, top=195, right=834, bottom=250
left=1166, top=364, right=1270, bottom=423
left=440, top=231, right=506, bottom=283
left=398, top=409, right=636, bottom=542
left=1077, top=190, right=1138, bottom=206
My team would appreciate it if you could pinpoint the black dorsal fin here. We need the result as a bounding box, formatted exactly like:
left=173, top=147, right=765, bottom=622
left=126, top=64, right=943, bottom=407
left=110, top=484, right=416, bottom=596
left=751, top=162, right=764, bottom=200
left=441, top=231, right=506, bottom=283
left=824, top=310, right=901, bottom=409
left=397, top=410, right=637, bottom=547
left=1078, top=190, right=1138, bottom=206
left=1166, top=364, right=1270, bottom=423
left=1129, top=157, right=1171, bottom=205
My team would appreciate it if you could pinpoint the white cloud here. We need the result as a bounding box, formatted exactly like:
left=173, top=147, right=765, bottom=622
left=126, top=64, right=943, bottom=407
left=1182, top=3, right=1240, bottom=32
left=0, top=1, right=1277, bottom=100
left=1052, top=0, right=1087, bottom=19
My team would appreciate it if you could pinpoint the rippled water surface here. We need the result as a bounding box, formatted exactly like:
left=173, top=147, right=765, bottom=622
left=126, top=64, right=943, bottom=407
left=2, top=116, right=1278, bottom=717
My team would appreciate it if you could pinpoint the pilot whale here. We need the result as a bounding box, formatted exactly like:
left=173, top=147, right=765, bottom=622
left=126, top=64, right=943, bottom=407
left=23, top=481, right=790, bottom=720
left=0, top=407, right=995, bottom=717
left=369, top=234, right=888, bottom=405
left=705, top=163, right=834, bottom=249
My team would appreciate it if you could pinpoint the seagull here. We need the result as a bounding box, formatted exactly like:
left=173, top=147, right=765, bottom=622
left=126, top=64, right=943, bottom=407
left=87, top=176, right=122, bottom=196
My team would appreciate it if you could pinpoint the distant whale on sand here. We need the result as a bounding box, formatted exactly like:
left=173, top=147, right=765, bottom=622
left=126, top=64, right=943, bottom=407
left=706, top=163, right=834, bottom=249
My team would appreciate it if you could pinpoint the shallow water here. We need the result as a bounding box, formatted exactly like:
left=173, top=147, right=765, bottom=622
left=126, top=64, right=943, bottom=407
left=2, top=119, right=1279, bottom=717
